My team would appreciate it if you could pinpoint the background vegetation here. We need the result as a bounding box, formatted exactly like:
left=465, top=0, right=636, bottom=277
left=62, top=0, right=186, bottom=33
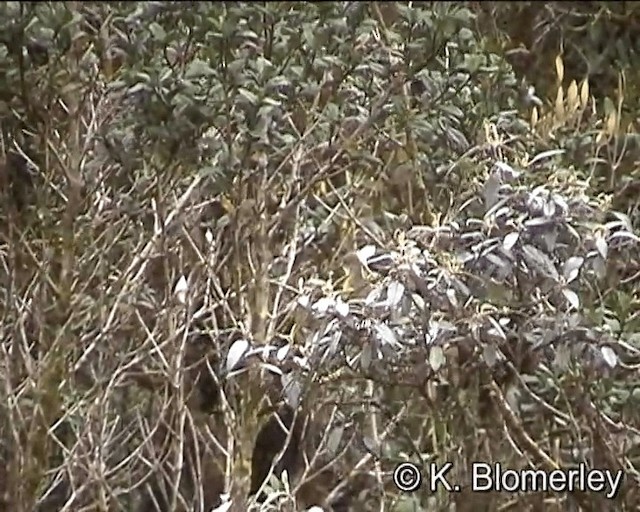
left=1, top=2, right=639, bottom=511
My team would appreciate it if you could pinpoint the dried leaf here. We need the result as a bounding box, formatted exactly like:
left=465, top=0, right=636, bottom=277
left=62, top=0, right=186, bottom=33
left=528, top=149, right=565, bottom=167
left=580, top=78, right=589, bottom=107
left=606, top=111, right=617, bottom=136
left=555, top=54, right=564, bottom=83
left=567, top=80, right=578, bottom=111
left=555, top=86, right=565, bottom=119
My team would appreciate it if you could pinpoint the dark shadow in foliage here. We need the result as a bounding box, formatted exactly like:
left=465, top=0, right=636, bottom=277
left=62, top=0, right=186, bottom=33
left=135, top=419, right=225, bottom=512
left=249, top=404, right=303, bottom=500
left=249, top=404, right=369, bottom=511
left=0, top=152, right=35, bottom=213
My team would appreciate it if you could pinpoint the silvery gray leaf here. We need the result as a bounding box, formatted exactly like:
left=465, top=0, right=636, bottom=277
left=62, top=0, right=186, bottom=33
left=600, top=346, right=618, bottom=368
left=485, top=252, right=506, bottom=269
left=425, top=322, right=440, bottom=345
left=480, top=238, right=501, bottom=256
left=553, top=344, right=571, bottom=370
left=446, top=288, right=458, bottom=307
left=562, top=256, right=584, bottom=283
left=492, top=206, right=511, bottom=220
left=595, top=236, right=608, bottom=259
left=461, top=231, right=484, bottom=243
left=565, top=224, right=580, bottom=241
left=566, top=313, right=582, bottom=328
left=505, top=386, right=521, bottom=413
left=282, top=372, right=302, bottom=407
left=313, top=297, right=334, bottom=314
left=226, top=338, right=250, bottom=372
left=483, top=173, right=501, bottom=211
left=173, top=275, right=189, bottom=304
left=386, top=280, right=406, bottom=308
left=552, top=193, right=568, bottom=214
left=356, top=244, right=377, bottom=266
left=261, top=362, right=283, bottom=376
left=499, top=316, right=511, bottom=327
left=487, top=316, right=506, bottom=340
left=452, top=277, right=471, bottom=298
left=334, top=298, right=349, bottom=317
left=562, top=288, right=580, bottom=310
left=276, top=345, right=290, bottom=361
left=543, top=198, right=556, bottom=217
left=482, top=344, right=500, bottom=367
left=606, top=212, right=632, bottom=229
left=379, top=342, right=398, bottom=360
left=503, top=231, right=519, bottom=251
left=522, top=244, right=560, bottom=281
left=591, top=256, right=606, bottom=278
left=485, top=196, right=509, bottom=218
left=524, top=216, right=554, bottom=227
left=328, top=328, right=343, bottom=354
left=543, top=229, right=558, bottom=252
left=428, top=345, right=446, bottom=371
left=411, top=293, right=426, bottom=311
left=297, top=295, right=311, bottom=308
left=526, top=195, right=545, bottom=215
left=368, top=253, right=395, bottom=272
left=374, top=322, right=398, bottom=346
left=210, top=500, right=233, bottom=512
left=360, top=342, right=372, bottom=371
left=293, top=355, right=310, bottom=370
left=608, top=230, right=639, bottom=243
left=364, top=287, right=382, bottom=305
left=326, top=424, right=345, bottom=455
left=494, top=161, right=520, bottom=181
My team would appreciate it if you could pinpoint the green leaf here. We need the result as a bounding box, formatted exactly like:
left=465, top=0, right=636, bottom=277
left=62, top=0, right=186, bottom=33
left=149, top=22, right=166, bottom=41
left=185, top=59, right=215, bottom=78
left=238, top=87, right=259, bottom=105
